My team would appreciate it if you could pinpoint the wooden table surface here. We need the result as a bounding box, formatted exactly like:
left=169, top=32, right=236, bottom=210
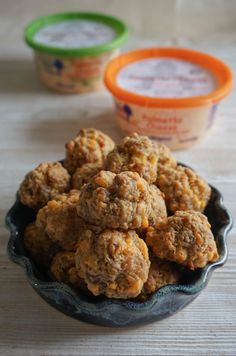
left=1, top=17, right=236, bottom=356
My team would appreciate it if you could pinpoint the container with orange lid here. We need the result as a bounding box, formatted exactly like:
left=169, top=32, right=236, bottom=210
left=104, top=47, right=233, bottom=149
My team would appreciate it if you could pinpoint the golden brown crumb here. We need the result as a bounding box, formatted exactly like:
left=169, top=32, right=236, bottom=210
left=64, top=128, right=115, bottom=174
left=24, top=222, right=60, bottom=268
left=156, top=143, right=177, bottom=171
left=36, top=190, right=83, bottom=251
left=148, top=184, right=167, bottom=227
left=137, top=256, right=179, bottom=301
left=19, top=162, right=70, bottom=210
left=146, top=210, right=219, bottom=270
left=156, top=165, right=211, bottom=213
left=77, top=170, right=166, bottom=230
left=50, top=251, right=88, bottom=292
left=75, top=229, right=150, bottom=299
left=104, top=133, right=159, bottom=183
left=72, top=163, right=102, bottom=190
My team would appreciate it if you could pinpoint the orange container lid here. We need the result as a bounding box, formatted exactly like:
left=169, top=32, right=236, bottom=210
left=104, top=47, right=233, bottom=108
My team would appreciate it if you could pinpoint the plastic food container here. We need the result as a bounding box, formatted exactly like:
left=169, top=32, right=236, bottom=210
left=104, top=47, right=233, bottom=149
left=25, top=12, right=128, bottom=93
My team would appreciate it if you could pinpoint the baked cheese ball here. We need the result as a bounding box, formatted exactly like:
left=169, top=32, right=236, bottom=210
left=19, top=162, right=70, bottom=210
left=24, top=222, right=60, bottom=268
left=148, top=184, right=167, bottom=227
left=64, top=128, right=115, bottom=174
left=75, top=229, right=150, bottom=299
left=36, top=190, right=82, bottom=251
left=104, top=133, right=159, bottom=183
left=146, top=210, right=219, bottom=270
left=77, top=170, right=166, bottom=230
left=156, top=165, right=211, bottom=213
left=156, top=143, right=177, bottom=171
left=19, top=129, right=219, bottom=302
left=137, top=256, right=179, bottom=301
left=72, top=163, right=102, bottom=190
left=50, top=251, right=88, bottom=292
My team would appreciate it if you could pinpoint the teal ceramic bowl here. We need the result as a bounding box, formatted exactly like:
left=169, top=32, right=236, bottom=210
left=6, top=177, right=232, bottom=327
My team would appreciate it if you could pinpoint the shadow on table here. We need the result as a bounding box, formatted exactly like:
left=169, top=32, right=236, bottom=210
left=0, top=59, right=48, bottom=94
left=26, top=109, right=123, bottom=145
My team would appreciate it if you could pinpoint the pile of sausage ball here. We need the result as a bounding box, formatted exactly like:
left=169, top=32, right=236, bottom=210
left=20, top=128, right=219, bottom=301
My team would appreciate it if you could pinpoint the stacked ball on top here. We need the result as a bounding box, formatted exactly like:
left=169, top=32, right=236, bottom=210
left=20, top=128, right=219, bottom=300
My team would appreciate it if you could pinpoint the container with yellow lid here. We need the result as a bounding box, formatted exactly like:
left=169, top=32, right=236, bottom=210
left=25, top=12, right=128, bottom=93
left=104, top=47, right=233, bottom=149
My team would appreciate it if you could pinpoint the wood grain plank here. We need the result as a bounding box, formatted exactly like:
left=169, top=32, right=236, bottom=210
left=1, top=5, right=236, bottom=356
